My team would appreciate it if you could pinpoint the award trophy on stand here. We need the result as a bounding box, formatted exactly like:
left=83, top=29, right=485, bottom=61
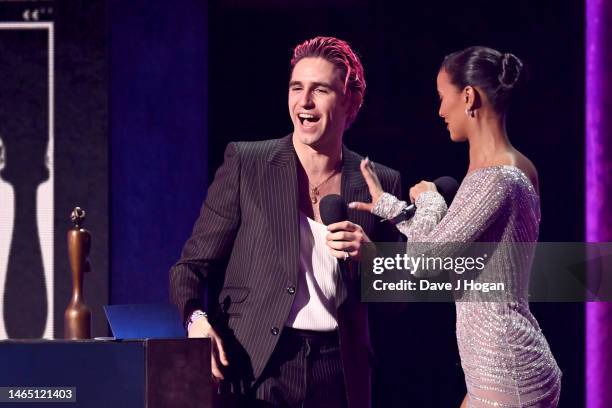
left=64, top=207, right=91, bottom=339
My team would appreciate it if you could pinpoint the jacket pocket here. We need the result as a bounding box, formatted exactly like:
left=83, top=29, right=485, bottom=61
left=218, top=287, right=250, bottom=309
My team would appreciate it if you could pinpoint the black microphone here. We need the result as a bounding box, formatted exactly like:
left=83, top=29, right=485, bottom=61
left=388, top=176, right=459, bottom=225
left=319, top=194, right=347, bottom=226
left=319, top=194, right=353, bottom=277
left=434, top=176, right=460, bottom=204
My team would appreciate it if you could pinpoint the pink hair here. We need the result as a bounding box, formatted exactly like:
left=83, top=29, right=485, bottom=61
left=291, top=36, right=366, bottom=128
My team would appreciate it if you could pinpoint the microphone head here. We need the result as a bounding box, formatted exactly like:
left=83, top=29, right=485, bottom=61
left=433, top=176, right=459, bottom=206
left=319, top=194, right=347, bottom=225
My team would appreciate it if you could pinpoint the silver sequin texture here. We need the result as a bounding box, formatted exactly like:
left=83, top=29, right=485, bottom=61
left=373, top=165, right=561, bottom=407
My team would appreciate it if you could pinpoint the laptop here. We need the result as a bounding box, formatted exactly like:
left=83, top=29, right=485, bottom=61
left=103, top=303, right=186, bottom=340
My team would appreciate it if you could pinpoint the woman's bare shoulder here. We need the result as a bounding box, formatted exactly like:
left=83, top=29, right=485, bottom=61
left=511, top=152, right=539, bottom=193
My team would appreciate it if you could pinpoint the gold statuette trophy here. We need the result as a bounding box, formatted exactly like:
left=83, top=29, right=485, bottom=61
left=64, top=207, right=92, bottom=339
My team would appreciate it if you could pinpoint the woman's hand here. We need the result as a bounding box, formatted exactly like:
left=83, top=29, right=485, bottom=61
left=348, top=157, right=384, bottom=212
left=409, top=180, right=437, bottom=203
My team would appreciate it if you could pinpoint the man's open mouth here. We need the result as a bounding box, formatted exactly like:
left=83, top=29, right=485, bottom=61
left=298, top=113, right=320, bottom=125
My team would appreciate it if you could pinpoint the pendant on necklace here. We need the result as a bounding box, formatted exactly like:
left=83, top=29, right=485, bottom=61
left=310, top=187, right=319, bottom=204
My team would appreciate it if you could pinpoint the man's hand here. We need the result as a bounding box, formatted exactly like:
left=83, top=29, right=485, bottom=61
left=326, top=221, right=373, bottom=261
left=188, top=316, right=229, bottom=380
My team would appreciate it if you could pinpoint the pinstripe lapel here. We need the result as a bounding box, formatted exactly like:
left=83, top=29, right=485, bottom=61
left=261, top=139, right=370, bottom=284
left=262, top=135, right=299, bottom=284
left=341, top=146, right=370, bottom=230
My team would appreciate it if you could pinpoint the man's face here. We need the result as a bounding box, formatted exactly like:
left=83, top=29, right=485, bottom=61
left=288, top=57, right=350, bottom=150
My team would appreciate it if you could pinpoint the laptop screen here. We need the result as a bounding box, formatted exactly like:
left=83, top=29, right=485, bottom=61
left=103, top=303, right=186, bottom=340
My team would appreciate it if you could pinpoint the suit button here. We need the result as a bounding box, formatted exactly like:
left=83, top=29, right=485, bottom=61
left=286, top=286, right=296, bottom=295
left=270, top=327, right=280, bottom=336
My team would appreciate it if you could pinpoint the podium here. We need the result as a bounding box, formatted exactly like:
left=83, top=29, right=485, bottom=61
left=0, top=338, right=211, bottom=407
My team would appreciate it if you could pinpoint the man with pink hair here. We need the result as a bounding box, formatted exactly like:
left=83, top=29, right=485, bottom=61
left=171, top=36, right=401, bottom=407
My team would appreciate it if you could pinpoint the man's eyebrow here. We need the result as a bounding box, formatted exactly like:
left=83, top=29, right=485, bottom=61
left=288, top=80, right=334, bottom=89
left=311, top=81, right=333, bottom=89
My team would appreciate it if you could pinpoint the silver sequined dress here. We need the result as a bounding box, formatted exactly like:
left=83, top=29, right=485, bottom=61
left=373, top=165, right=561, bottom=407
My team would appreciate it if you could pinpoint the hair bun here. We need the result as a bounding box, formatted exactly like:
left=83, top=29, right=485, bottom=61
left=498, top=53, right=523, bottom=90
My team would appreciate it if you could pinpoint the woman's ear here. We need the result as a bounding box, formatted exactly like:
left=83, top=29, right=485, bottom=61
left=464, top=86, right=482, bottom=111
left=464, top=86, right=475, bottom=110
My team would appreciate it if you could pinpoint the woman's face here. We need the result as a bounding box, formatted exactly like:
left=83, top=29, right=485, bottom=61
left=436, top=69, right=468, bottom=142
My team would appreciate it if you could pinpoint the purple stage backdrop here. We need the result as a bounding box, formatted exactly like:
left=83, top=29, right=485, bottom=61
left=586, top=0, right=612, bottom=407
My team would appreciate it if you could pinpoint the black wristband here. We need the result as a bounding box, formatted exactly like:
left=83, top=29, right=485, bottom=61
left=388, top=205, right=416, bottom=225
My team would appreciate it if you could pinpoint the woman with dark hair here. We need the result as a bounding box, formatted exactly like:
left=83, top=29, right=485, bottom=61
left=347, top=46, right=561, bottom=407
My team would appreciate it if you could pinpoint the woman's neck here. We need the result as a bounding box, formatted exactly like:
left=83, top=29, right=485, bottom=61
left=467, top=113, right=513, bottom=170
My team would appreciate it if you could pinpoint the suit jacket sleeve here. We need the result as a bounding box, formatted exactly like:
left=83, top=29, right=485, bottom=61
left=169, top=142, right=241, bottom=323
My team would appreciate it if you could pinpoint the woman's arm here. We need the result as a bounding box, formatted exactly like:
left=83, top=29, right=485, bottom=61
left=374, top=169, right=510, bottom=244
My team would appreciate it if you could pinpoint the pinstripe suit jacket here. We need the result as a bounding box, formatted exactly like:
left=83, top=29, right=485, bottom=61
left=170, top=134, right=401, bottom=408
